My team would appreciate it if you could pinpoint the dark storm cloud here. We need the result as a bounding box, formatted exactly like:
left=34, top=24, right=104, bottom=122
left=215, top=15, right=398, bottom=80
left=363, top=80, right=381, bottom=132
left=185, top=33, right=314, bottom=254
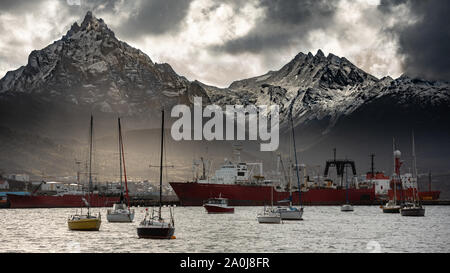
left=211, top=0, right=339, bottom=54
left=379, top=0, right=450, bottom=81
left=116, top=0, right=193, bottom=39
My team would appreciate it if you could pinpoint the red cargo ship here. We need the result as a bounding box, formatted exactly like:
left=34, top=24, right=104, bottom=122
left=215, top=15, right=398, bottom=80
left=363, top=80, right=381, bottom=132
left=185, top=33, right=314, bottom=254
left=170, top=153, right=376, bottom=206
left=7, top=193, right=119, bottom=208
left=170, top=181, right=375, bottom=206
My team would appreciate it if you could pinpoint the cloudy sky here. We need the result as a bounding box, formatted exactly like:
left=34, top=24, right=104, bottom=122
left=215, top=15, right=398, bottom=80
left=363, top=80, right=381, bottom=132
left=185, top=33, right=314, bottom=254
left=0, top=0, right=448, bottom=87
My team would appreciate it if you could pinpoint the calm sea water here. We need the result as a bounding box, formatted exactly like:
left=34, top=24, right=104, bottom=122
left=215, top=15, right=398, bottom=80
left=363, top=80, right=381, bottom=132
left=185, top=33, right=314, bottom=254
left=0, top=206, right=449, bottom=253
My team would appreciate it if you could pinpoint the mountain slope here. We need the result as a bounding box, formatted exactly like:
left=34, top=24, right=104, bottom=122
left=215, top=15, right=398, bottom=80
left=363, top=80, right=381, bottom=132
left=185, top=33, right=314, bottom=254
left=0, top=12, right=209, bottom=138
left=0, top=12, right=449, bottom=187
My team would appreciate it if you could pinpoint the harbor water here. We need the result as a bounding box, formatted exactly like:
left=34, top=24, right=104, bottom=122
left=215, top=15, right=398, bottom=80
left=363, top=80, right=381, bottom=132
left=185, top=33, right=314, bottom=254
left=0, top=206, right=449, bottom=253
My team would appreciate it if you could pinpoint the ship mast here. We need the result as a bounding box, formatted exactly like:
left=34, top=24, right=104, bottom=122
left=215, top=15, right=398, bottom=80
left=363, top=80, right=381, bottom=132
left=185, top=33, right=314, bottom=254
left=119, top=118, right=130, bottom=209
left=88, top=115, right=94, bottom=216
left=290, top=113, right=302, bottom=206
left=118, top=118, right=123, bottom=199
left=412, top=131, right=420, bottom=204
left=158, top=110, right=165, bottom=220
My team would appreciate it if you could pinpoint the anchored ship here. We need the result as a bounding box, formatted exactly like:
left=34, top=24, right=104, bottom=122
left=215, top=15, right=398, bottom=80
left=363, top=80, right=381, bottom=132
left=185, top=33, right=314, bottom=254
left=170, top=147, right=376, bottom=206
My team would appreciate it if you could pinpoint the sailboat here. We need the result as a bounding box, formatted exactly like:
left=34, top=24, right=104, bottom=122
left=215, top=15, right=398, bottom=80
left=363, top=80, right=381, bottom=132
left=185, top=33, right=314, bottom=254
left=68, top=115, right=102, bottom=231
left=257, top=184, right=282, bottom=224
left=274, top=112, right=304, bottom=220
left=137, top=110, right=175, bottom=239
left=107, top=118, right=135, bottom=222
left=341, top=163, right=354, bottom=212
left=400, top=132, right=425, bottom=217
left=382, top=139, right=402, bottom=213
left=274, top=154, right=303, bottom=220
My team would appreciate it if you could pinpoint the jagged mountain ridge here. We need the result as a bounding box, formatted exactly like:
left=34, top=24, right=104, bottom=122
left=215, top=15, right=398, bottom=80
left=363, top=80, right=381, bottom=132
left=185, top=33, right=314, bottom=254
left=0, top=12, right=208, bottom=138
left=0, top=12, right=449, bottom=183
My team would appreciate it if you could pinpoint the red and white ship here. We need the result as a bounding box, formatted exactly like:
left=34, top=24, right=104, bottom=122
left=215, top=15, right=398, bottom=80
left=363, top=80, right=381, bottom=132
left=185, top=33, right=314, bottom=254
left=170, top=149, right=377, bottom=206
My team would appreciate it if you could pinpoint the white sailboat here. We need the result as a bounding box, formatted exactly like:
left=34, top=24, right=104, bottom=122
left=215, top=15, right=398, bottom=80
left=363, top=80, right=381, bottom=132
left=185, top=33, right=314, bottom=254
left=107, top=118, right=134, bottom=222
left=341, top=163, right=354, bottom=212
left=382, top=138, right=402, bottom=213
left=274, top=154, right=303, bottom=220
left=257, top=186, right=282, bottom=224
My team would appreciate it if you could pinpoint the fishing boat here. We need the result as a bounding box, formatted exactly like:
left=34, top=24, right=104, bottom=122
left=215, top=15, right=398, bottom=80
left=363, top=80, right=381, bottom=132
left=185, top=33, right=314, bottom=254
left=107, top=118, right=135, bottom=223
left=400, top=132, right=425, bottom=217
left=341, top=163, right=354, bottom=212
left=137, top=110, right=175, bottom=239
left=203, top=195, right=234, bottom=214
left=68, top=116, right=101, bottom=231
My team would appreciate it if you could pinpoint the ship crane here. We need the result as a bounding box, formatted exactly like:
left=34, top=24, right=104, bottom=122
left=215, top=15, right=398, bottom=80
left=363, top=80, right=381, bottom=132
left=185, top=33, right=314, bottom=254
left=323, top=148, right=357, bottom=188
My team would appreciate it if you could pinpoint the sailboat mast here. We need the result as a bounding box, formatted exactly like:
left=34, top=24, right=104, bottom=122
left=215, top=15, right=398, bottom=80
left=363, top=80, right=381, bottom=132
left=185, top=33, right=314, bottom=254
left=393, top=137, right=397, bottom=204
left=88, top=115, right=94, bottom=215
left=118, top=118, right=123, bottom=190
left=290, top=113, right=302, bottom=206
left=119, top=118, right=130, bottom=209
left=412, top=131, right=420, bottom=203
left=159, top=110, right=165, bottom=220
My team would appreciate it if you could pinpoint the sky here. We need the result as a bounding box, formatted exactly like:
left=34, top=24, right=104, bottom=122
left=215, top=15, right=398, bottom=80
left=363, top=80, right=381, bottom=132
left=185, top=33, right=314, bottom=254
left=0, top=0, right=448, bottom=87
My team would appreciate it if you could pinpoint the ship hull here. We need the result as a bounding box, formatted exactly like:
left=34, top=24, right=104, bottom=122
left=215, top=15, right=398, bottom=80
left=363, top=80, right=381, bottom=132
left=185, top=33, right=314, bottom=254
left=400, top=207, right=425, bottom=217
left=170, top=182, right=376, bottom=206
left=7, top=194, right=120, bottom=208
left=137, top=227, right=175, bottom=239
left=203, top=204, right=234, bottom=214
left=68, top=218, right=101, bottom=231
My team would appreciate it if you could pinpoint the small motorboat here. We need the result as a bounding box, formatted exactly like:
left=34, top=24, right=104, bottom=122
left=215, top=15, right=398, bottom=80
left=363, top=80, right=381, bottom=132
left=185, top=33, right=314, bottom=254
left=203, top=196, right=234, bottom=214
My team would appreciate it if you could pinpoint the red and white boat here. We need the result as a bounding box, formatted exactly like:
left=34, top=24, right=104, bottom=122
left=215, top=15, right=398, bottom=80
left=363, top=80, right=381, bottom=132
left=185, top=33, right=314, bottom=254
left=203, top=196, right=235, bottom=214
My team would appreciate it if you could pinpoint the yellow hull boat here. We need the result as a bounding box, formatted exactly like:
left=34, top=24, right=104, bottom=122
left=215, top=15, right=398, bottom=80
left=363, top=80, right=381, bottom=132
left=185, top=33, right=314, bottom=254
left=68, top=215, right=101, bottom=231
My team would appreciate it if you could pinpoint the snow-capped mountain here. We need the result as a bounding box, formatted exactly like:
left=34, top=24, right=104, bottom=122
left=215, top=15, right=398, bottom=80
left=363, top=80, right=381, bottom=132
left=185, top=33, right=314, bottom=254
left=0, top=12, right=449, bottom=178
left=0, top=12, right=208, bottom=137
left=205, top=49, right=449, bottom=135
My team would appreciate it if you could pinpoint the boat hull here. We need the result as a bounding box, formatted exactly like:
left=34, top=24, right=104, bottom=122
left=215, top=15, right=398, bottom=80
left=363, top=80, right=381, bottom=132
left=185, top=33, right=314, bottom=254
left=68, top=218, right=101, bottom=231
left=400, top=208, right=425, bottom=217
left=203, top=204, right=234, bottom=214
left=341, top=204, right=354, bottom=212
left=137, top=227, right=175, bottom=239
left=170, top=182, right=376, bottom=206
left=275, top=207, right=303, bottom=220
left=106, top=212, right=135, bottom=222
left=382, top=207, right=401, bottom=213
left=7, top=194, right=120, bottom=208
left=257, top=215, right=281, bottom=224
